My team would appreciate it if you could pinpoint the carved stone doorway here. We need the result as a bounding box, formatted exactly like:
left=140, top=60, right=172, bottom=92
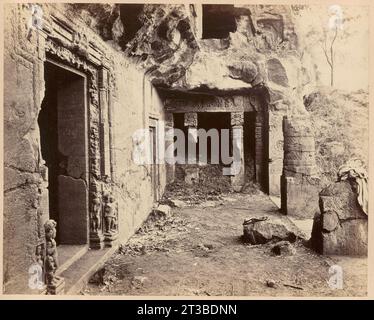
left=39, top=60, right=89, bottom=245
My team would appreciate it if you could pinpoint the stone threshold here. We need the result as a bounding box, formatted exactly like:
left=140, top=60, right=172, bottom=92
left=57, top=245, right=118, bottom=295
left=57, top=245, right=88, bottom=276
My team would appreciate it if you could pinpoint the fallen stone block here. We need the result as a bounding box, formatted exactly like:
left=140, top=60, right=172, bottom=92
left=311, top=180, right=368, bottom=255
left=243, top=216, right=305, bottom=244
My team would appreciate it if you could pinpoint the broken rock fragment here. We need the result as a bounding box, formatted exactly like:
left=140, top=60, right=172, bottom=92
left=311, top=180, right=368, bottom=255
left=152, top=204, right=171, bottom=219
left=270, top=241, right=296, bottom=256
left=243, top=216, right=304, bottom=244
left=168, top=199, right=187, bottom=208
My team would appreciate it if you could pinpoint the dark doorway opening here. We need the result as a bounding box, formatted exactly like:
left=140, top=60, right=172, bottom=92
left=149, top=123, right=159, bottom=202
left=38, top=61, right=89, bottom=245
left=202, top=5, right=237, bottom=39
left=197, top=112, right=231, bottom=164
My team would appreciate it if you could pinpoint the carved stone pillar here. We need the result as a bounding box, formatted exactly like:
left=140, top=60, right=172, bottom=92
left=230, top=112, right=245, bottom=191
left=99, top=67, right=111, bottom=177
left=255, top=114, right=263, bottom=189
left=184, top=112, right=199, bottom=184
left=281, top=116, right=320, bottom=218
left=165, top=113, right=175, bottom=183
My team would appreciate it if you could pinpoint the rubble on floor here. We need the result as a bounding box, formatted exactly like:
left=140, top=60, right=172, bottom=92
left=163, top=167, right=263, bottom=208
left=119, top=205, right=189, bottom=256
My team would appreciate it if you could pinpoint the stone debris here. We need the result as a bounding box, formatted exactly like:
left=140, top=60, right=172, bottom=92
left=311, top=180, right=368, bottom=255
left=151, top=205, right=171, bottom=220
left=266, top=279, right=276, bottom=288
left=120, top=207, right=189, bottom=256
left=168, top=199, right=188, bottom=208
left=270, top=241, right=296, bottom=256
left=132, top=276, right=148, bottom=288
left=89, top=268, right=106, bottom=285
left=243, top=216, right=305, bottom=244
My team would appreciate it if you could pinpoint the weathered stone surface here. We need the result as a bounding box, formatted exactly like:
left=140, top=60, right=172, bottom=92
left=322, top=220, right=367, bottom=255
left=58, top=175, right=89, bottom=245
left=227, top=60, right=259, bottom=84
left=267, top=58, right=289, bottom=87
left=281, top=175, right=320, bottom=218
left=319, top=181, right=367, bottom=220
left=281, top=115, right=320, bottom=218
left=311, top=180, right=368, bottom=256
left=322, top=211, right=339, bottom=232
left=242, top=216, right=304, bottom=244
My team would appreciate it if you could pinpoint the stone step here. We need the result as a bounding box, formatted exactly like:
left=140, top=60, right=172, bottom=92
left=58, top=246, right=118, bottom=295
left=56, top=245, right=88, bottom=276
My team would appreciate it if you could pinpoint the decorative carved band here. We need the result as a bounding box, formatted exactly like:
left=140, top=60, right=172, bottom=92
left=184, top=112, right=198, bottom=127
left=231, top=112, right=244, bottom=127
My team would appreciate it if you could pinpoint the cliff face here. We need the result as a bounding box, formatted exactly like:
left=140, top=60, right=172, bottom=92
left=68, top=4, right=312, bottom=115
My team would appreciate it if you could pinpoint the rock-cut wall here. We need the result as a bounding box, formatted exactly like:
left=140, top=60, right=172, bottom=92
left=3, top=3, right=167, bottom=293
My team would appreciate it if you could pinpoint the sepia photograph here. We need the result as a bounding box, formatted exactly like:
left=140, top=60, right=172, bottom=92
left=1, top=1, right=371, bottom=300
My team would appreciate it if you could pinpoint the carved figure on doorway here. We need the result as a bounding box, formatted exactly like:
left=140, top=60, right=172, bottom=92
left=90, top=195, right=102, bottom=233
left=103, top=192, right=117, bottom=234
left=44, top=219, right=61, bottom=285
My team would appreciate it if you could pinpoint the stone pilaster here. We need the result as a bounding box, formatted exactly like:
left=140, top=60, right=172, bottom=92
left=254, top=113, right=264, bottom=190
left=184, top=112, right=199, bottom=184
left=165, top=113, right=175, bottom=183
left=281, top=116, right=320, bottom=218
left=230, top=112, right=245, bottom=191
left=99, top=67, right=111, bottom=177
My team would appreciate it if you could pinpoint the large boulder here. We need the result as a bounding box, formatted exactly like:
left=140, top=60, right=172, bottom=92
left=243, top=216, right=305, bottom=244
left=311, top=180, right=368, bottom=255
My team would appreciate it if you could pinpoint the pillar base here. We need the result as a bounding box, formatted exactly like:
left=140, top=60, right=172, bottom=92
left=281, top=173, right=320, bottom=218
left=104, top=232, right=118, bottom=247
left=47, top=276, right=65, bottom=295
left=90, top=232, right=105, bottom=249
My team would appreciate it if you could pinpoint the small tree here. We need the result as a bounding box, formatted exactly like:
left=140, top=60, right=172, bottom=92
left=294, top=5, right=359, bottom=87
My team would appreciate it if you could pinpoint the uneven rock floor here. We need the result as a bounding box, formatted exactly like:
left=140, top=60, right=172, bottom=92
left=84, top=193, right=367, bottom=297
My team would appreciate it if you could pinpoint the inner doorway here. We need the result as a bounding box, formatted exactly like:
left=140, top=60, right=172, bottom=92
left=149, top=119, right=160, bottom=202
left=38, top=60, right=89, bottom=245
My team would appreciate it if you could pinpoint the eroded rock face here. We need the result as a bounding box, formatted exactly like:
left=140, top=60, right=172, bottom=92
left=242, top=216, right=305, bottom=244
left=311, top=180, right=368, bottom=256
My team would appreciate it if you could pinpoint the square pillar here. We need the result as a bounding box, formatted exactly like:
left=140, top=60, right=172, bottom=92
left=230, top=112, right=245, bottom=191
left=184, top=112, right=199, bottom=184
left=165, top=113, right=175, bottom=183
